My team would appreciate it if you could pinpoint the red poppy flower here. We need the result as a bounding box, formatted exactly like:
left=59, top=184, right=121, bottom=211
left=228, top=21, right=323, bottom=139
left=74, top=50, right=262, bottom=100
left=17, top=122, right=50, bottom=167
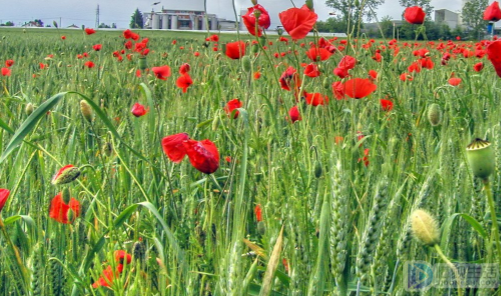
left=224, top=99, right=243, bottom=119
left=255, top=204, right=263, bottom=222
left=305, top=92, right=329, bottom=106
left=176, top=73, right=193, bottom=93
left=123, top=29, right=133, bottom=39
left=288, top=106, right=302, bottom=123
left=84, top=61, right=95, bottom=68
left=131, top=103, right=149, bottom=117
left=1, top=67, right=11, bottom=76
left=179, top=63, right=190, bottom=74
left=368, top=70, right=378, bottom=80
left=161, top=133, right=189, bottom=163
left=358, top=148, right=370, bottom=167
left=279, top=5, right=317, bottom=40
left=84, top=28, right=96, bottom=35
left=208, top=35, right=219, bottom=42
left=124, top=40, right=133, bottom=50
left=61, top=36, right=66, bottom=40
left=333, top=67, right=349, bottom=78
left=114, top=250, right=132, bottom=264
left=484, top=1, right=501, bottom=22
left=279, top=36, right=289, bottom=44
left=242, top=4, right=271, bottom=36
left=338, top=55, right=357, bottom=70
left=92, top=44, right=102, bottom=51
left=225, top=41, right=246, bottom=59
left=487, top=40, right=501, bottom=77
left=253, top=71, right=261, bottom=80
left=0, top=189, right=10, bottom=214
left=305, top=47, right=332, bottom=61
left=332, top=81, right=345, bottom=100
left=49, top=193, right=81, bottom=224
left=448, top=77, right=461, bottom=86
left=474, top=62, right=484, bottom=72
left=152, top=65, right=171, bottom=80
left=92, top=265, right=120, bottom=288
left=400, top=72, right=414, bottom=81
left=343, top=78, right=377, bottom=99
left=304, top=63, right=320, bottom=77
left=404, top=6, right=426, bottom=24
left=5, top=60, right=14, bottom=67
left=183, top=139, right=220, bottom=174
left=380, top=99, right=394, bottom=111
left=279, top=66, right=301, bottom=91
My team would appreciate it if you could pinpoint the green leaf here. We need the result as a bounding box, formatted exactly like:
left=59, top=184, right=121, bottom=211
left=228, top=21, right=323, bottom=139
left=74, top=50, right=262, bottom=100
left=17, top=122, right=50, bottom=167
left=0, top=116, right=14, bottom=134
left=4, top=215, right=37, bottom=229
left=441, top=213, right=487, bottom=249
left=0, top=92, right=67, bottom=163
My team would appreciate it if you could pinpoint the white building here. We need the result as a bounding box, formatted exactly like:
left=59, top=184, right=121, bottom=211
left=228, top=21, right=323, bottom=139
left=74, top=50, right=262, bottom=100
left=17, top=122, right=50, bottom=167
left=143, top=1, right=218, bottom=30
left=434, top=9, right=460, bottom=28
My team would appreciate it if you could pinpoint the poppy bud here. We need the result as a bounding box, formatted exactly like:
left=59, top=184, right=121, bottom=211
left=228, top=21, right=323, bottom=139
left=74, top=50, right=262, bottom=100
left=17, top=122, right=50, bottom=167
left=257, top=221, right=266, bottom=235
left=62, top=187, right=71, bottom=204
left=242, top=56, right=252, bottom=72
left=53, top=20, right=58, bottom=28
left=251, top=0, right=258, bottom=5
left=102, top=142, right=113, bottom=157
left=314, top=161, right=323, bottom=178
left=251, top=43, right=259, bottom=54
left=427, top=103, right=441, bottom=126
left=212, top=115, right=219, bottom=131
left=259, top=36, right=267, bottom=47
left=25, top=103, right=34, bottom=115
left=133, top=241, right=146, bottom=263
left=305, top=0, right=314, bottom=10
left=66, top=207, right=75, bottom=223
left=466, top=138, right=495, bottom=180
left=52, top=165, right=81, bottom=185
left=411, top=209, right=439, bottom=246
left=138, top=56, right=148, bottom=71
left=80, top=100, right=93, bottom=122
left=322, top=77, right=330, bottom=89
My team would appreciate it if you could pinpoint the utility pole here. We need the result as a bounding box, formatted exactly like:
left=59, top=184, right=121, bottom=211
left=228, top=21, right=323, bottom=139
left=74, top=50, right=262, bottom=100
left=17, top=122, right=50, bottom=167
left=60, top=17, right=62, bottom=28
left=95, top=5, right=100, bottom=28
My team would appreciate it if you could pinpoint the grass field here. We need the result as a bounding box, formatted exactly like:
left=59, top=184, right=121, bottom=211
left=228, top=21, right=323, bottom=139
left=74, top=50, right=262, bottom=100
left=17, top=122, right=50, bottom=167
left=0, top=24, right=501, bottom=296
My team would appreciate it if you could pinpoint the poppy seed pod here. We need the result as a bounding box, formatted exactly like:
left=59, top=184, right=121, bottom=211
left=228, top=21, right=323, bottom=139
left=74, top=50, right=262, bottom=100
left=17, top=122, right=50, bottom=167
left=138, top=56, right=148, bottom=71
left=466, top=138, right=495, bottom=180
left=427, top=103, right=441, bottom=126
left=411, top=209, right=439, bottom=246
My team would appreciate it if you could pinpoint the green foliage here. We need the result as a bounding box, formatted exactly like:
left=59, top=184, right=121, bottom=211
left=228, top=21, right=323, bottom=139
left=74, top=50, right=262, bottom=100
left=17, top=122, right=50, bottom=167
left=0, top=26, right=500, bottom=296
left=316, top=17, right=348, bottom=33
left=130, top=8, right=144, bottom=29
left=462, top=0, right=489, bottom=40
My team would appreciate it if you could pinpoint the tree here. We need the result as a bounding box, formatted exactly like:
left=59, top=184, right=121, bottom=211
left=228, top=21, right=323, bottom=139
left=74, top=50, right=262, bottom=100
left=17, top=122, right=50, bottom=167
left=325, top=0, right=384, bottom=35
left=462, top=0, right=489, bottom=40
left=316, top=16, right=349, bottom=33
left=399, top=0, right=434, bottom=19
left=0, top=21, right=14, bottom=26
left=130, top=8, right=144, bottom=29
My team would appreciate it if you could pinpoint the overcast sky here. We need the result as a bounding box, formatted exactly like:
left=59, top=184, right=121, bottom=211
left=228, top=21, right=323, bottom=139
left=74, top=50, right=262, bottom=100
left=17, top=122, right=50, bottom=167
left=0, top=0, right=465, bottom=29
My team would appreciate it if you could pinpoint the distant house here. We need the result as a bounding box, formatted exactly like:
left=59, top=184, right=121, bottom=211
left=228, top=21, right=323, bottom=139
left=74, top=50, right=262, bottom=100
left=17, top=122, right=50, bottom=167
left=143, top=1, right=218, bottom=30
left=435, top=9, right=459, bottom=28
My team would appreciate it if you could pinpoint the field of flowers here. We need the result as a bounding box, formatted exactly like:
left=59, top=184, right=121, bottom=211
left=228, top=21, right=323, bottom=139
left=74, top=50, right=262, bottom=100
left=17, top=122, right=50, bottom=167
left=1, top=2, right=501, bottom=295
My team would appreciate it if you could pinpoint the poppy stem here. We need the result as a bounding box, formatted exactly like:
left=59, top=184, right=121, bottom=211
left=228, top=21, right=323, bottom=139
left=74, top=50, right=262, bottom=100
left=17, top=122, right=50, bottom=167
left=483, top=179, right=501, bottom=269
left=0, top=216, right=30, bottom=291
